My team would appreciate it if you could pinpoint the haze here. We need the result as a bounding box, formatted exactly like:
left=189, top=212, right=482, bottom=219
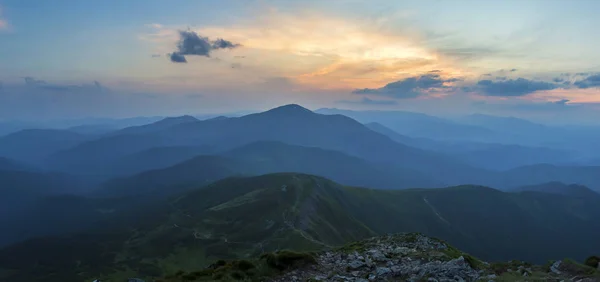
left=1, top=1, right=600, bottom=281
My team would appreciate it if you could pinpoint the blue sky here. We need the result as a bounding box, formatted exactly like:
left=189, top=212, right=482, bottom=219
left=1, top=0, right=600, bottom=122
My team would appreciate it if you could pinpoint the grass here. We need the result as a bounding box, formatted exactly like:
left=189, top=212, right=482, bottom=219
left=156, top=250, right=316, bottom=282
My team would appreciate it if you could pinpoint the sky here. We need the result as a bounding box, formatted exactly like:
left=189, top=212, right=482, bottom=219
left=1, top=0, right=600, bottom=123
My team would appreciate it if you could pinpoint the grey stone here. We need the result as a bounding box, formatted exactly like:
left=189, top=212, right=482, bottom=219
left=376, top=267, right=392, bottom=276
left=551, top=260, right=562, bottom=274
left=347, top=260, right=365, bottom=270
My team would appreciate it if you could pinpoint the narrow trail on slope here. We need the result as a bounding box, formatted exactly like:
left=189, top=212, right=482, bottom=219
left=423, top=197, right=451, bottom=225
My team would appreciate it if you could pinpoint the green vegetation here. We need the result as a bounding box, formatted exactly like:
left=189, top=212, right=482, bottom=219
left=585, top=255, right=600, bottom=268
left=561, top=258, right=599, bottom=276
left=156, top=250, right=316, bottom=282
left=2, top=173, right=600, bottom=281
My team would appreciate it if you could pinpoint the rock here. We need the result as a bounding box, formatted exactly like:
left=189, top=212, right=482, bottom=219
left=551, top=260, right=562, bottom=274
left=368, top=250, right=387, bottom=262
left=347, top=260, right=365, bottom=270
left=376, top=267, right=392, bottom=276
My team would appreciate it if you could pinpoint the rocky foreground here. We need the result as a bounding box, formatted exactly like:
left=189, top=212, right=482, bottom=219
left=160, top=233, right=599, bottom=282
left=270, top=234, right=599, bottom=282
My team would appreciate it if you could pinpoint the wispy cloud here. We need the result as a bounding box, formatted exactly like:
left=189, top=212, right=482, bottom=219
left=352, top=73, right=461, bottom=99
left=0, top=6, right=8, bottom=31
left=574, top=73, right=600, bottom=89
left=337, top=97, right=398, bottom=106
left=23, top=77, right=107, bottom=93
left=472, top=78, right=558, bottom=97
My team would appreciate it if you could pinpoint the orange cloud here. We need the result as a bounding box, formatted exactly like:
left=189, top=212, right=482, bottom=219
left=142, top=10, right=474, bottom=91
left=527, top=88, right=600, bottom=104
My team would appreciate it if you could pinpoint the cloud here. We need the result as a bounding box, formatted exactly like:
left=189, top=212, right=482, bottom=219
left=0, top=6, right=8, bottom=31
left=554, top=99, right=570, bottom=105
left=472, top=78, right=558, bottom=97
left=23, top=77, right=107, bottom=92
left=212, top=38, right=239, bottom=49
left=435, top=46, right=499, bottom=61
left=169, top=30, right=240, bottom=63
left=338, top=97, right=398, bottom=105
left=169, top=52, right=187, bottom=63
left=352, top=73, right=458, bottom=99
left=186, top=93, right=203, bottom=99
left=574, top=74, right=600, bottom=89
left=510, top=68, right=518, bottom=72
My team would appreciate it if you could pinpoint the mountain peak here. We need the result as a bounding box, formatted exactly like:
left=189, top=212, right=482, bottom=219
left=158, top=115, right=199, bottom=124
left=264, top=104, right=313, bottom=115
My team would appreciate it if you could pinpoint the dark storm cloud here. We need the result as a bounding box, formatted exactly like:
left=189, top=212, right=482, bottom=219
left=352, top=74, right=458, bottom=99
left=169, top=30, right=241, bottom=63
left=474, top=78, right=558, bottom=96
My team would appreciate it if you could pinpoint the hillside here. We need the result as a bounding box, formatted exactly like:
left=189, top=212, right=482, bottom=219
left=113, top=115, right=200, bottom=136
left=156, top=234, right=600, bottom=282
left=47, top=105, right=485, bottom=184
left=0, top=170, right=91, bottom=246
left=0, top=129, right=90, bottom=164
left=2, top=173, right=600, bottom=281
left=511, top=181, right=600, bottom=198
left=97, top=141, right=440, bottom=198
left=0, top=157, right=31, bottom=172
left=367, top=122, right=576, bottom=170
left=316, top=108, right=493, bottom=141
left=498, top=164, right=600, bottom=191
left=103, top=145, right=216, bottom=176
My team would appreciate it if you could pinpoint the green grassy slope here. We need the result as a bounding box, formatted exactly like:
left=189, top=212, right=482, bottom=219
left=1, top=173, right=599, bottom=282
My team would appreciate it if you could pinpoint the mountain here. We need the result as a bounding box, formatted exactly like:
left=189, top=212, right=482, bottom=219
left=97, top=141, right=441, bottom=198
left=0, top=129, right=90, bottom=164
left=47, top=105, right=484, bottom=184
left=3, top=173, right=600, bottom=281
left=457, top=113, right=549, bottom=136
left=146, top=104, right=487, bottom=184
left=0, top=157, right=31, bottom=172
left=455, top=144, right=574, bottom=171
left=0, top=170, right=91, bottom=246
left=221, top=141, right=439, bottom=189
left=155, top=234, right=600, bottom=282
left=364, top=122, right=415, bottom=144
left=114, top=115, right=200, bottom=136
left=511, top=182, right=599, bottom=197
left=498, top=164, right=600, bottom=191
left=97, top=155, right=248, bottom=197
left=46, top=133, right=174, bottom=173
left=316, top=108, right=494, bottom=141
left=367, top=122, right=575, bottom=170
left=102, top=145, right=216, bottom=176
left=67, top=124, right=118, bottom=135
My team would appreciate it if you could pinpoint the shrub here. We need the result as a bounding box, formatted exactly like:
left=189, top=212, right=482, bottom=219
left=261, top=250, right=316, bottom=270
left=585, top=256, right=600, bottom=268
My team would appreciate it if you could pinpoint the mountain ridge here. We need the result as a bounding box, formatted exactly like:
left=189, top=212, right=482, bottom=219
left=2, top=173, right=599, bottom=281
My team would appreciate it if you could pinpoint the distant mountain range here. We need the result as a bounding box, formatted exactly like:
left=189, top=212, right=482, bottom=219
left=1, top=173, right=598, bottom=281
left=2, top=104, right=600, bottom=281
left=366, top=122, right=576, bottom=170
